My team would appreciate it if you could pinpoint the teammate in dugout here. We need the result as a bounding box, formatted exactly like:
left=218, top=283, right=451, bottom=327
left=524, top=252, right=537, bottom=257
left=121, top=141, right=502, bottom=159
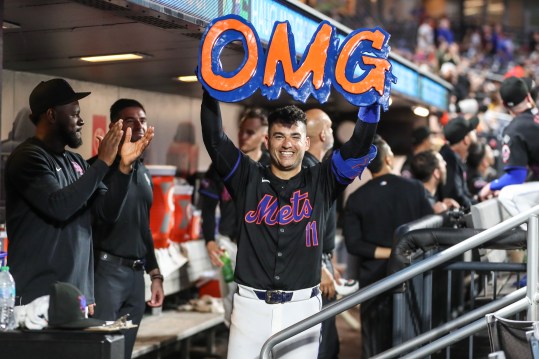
left=479, top=76, right=539, bottom=216
left=200, top=90, right=379, bottom=358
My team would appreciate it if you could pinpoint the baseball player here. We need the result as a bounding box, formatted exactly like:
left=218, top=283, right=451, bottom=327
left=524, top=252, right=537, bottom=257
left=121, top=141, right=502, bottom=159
left=479, top=76, right=539, bottom=215
left=200, top=90, right=378, bottom=358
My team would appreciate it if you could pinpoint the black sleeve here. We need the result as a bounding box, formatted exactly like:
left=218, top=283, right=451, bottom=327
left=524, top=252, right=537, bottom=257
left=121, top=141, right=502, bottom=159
left=144, top=226, right=159, bottom=273
left=91, top=165, right=132, bottom=224
left=201, top=90, right=239, bottom=174
left=339, top=118, right=378, bottom=160
left=200, top=193, right=219, bottom=243
left=7, top=149, right=110, bottom=222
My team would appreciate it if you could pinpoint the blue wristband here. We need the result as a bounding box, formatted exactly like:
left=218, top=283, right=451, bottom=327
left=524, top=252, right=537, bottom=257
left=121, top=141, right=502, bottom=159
left=331, top=145, right=378, bottom=183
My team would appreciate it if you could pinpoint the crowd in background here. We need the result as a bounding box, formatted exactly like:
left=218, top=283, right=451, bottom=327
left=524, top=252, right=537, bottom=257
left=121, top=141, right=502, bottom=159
left=409, top=15, right=537, bottom=182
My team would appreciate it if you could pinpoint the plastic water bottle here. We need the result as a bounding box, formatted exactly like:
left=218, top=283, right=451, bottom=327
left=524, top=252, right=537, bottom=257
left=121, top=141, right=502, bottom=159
left=0, top=266, right=16, bottom=331
left=220, top=251, right=234, bottom=283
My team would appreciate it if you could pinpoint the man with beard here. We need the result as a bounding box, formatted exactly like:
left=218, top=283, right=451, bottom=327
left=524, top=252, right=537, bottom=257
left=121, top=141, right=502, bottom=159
left=410, top=150, right=460, bottom=213
left=90, top=99, right=164, bottom=359
left=5, top=79, right=154, bottom=312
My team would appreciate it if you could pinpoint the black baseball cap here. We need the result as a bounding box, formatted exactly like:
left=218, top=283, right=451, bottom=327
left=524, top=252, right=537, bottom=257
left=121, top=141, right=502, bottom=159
left=499, top=76, right=529, bottom=107
left=411, top=126, right=432, bottom=146
left=48, top=282, right=105, bottom=329
left=29, top=78, right=91, bottom=123
left=443, top=116, right=479, bottom=145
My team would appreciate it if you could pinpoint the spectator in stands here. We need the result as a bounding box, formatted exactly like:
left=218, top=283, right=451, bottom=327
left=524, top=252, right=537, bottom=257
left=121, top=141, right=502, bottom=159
left=410, top=150, right=460, bottom=213
left=466, top=141, right=496, bottom=198
left=344, top=135, right=433, bottom=358
left=416, top=17, right=435, bottom=61
left=440, top=116, right=478, bottom=208
left=199, top=107, right=269, bottom=327
left=91, top=99, right=164, bottom=359
left=436, top=17, right=455, bottom=45
left=479, top=76, right=539, bottom=216
left=401, top=126, right=435, bottom=178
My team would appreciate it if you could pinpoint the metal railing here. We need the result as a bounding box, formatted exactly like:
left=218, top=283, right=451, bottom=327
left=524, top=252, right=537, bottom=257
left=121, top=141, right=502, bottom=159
left=260, top=204, right=539, bottom=359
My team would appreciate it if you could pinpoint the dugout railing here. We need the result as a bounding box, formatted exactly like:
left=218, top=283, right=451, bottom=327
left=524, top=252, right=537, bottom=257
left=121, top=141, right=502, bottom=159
left=260, top=203, right=539, bottom=359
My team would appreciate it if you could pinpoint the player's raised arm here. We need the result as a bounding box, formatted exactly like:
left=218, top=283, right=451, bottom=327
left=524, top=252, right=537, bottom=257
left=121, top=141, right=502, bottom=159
left=341, top=104, right=380, bottom=159
left=200, top=89, right=242, bottom=176
left=331, top=104, right=380, bottom=183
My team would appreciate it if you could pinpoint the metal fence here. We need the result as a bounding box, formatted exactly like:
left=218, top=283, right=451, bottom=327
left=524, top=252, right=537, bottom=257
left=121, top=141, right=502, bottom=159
left=260, top=204, right=539, bottom=359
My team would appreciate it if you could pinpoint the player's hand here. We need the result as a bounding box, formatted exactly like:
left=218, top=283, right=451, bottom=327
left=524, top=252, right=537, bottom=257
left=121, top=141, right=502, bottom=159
left=147, top=277, right=164, bottom=307
left=479, top=183, right=493, bottom=201
left=97, top=120, right=124, bottom=166
left=119, top=126, right=155, bottom=173
left=206, top=241, right=224, bottom=267
left=320, top=266, right=336, bottom=300
left=358, top=103, right=380, bottom=124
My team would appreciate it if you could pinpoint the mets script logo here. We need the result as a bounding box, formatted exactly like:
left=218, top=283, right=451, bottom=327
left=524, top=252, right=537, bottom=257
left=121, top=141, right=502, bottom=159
left=245, top=190, right=312, bottom=225
left=245, top=190, right=319, bottom=247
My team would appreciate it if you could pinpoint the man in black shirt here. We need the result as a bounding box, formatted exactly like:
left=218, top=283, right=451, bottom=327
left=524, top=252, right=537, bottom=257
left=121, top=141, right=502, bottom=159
left=479, top=77, right=539, bottom=216
left=344, top=136, right=433, bottom=357
left=199, top=107, right=269, bottom=326
left=5, top=79, right=153, bottom=309
left=201, top=90, right=378, bottom=358
left=304, top=108, right=340, bottom=359
left=439, top=116, right=478, bottom=208
left=91, top=99, right=164, bottom=359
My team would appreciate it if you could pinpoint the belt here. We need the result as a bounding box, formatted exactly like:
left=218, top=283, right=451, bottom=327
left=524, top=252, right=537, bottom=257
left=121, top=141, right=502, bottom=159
left=96, top=251, right=145, bottom=271
left=238, top=285, right=320, bottom=304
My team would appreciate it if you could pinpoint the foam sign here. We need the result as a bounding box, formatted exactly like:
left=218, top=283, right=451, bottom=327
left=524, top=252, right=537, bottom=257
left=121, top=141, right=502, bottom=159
left=197, top=15, right=396, bottom=109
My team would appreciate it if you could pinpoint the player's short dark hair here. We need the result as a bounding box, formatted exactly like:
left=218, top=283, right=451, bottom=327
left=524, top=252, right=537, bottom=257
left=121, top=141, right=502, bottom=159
left=268, top=105, right=306, bottom=132
left=410, top=150, right=440, bottom=183
left=110, top=98, right=145, bottom=122
left=367, top=135, right=389, bottom=173
left=467, top=142, right=486, bottom=170
left=240, top=107, right=268, bottom=127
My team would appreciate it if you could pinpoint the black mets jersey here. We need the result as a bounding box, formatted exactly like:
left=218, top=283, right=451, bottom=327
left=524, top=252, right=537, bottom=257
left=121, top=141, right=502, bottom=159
left=201, top=92, right=374, bottom=291
left=501, top=108, right=539, bottom=179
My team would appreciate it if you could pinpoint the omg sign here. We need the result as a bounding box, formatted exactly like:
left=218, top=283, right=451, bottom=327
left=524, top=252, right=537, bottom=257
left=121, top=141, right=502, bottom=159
left=197, top=15, right=396, bottom=109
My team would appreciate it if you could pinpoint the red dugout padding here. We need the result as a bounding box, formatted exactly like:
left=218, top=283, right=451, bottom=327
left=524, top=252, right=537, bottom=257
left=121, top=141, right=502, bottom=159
left=170, top=185, right=193, bottom=243
left=147, top=166, right=177, bottom=249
